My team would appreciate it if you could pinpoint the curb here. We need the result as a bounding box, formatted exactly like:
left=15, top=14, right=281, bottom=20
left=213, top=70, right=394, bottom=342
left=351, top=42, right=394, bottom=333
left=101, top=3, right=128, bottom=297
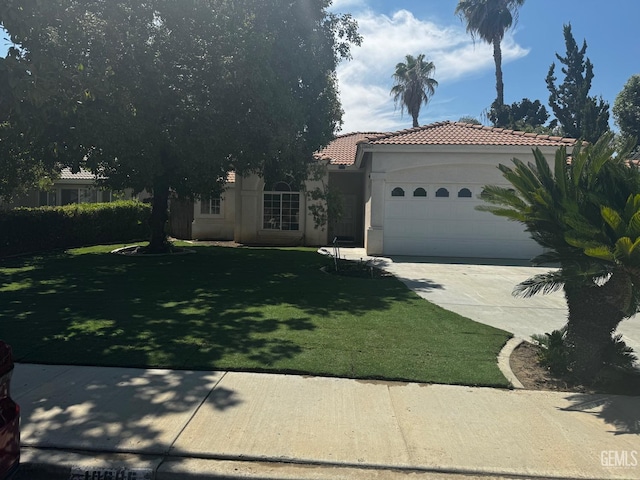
left=14, top=448, right=161, bottom=480
left=15, top=447, right=558, bottom=480
left=497, top=337, right=525, bottom=389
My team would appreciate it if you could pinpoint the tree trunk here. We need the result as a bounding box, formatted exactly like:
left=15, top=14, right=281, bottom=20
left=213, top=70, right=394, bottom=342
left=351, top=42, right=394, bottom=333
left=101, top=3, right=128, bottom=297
left=493, top=37, right=504, bottom=107
left=146, top=177, right=171, bottom=254
left=564, top=283, right=625, bottom=383
left=412, top=113, right=419, bottom=128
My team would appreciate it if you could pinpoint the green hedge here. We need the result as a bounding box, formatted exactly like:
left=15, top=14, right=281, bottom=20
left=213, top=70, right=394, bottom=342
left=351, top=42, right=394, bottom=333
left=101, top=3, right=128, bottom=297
left=0, top=201, right=151, bottom=257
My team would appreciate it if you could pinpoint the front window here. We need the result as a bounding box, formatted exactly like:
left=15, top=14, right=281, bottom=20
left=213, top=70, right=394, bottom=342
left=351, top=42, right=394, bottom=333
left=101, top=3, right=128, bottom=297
left=263, top=182, right=300, bottom=231
left=200, top=196, right=222, bottom=215
left=39, top=191, right=57, bottom=206
left=61, top=188, right=97, bottom=205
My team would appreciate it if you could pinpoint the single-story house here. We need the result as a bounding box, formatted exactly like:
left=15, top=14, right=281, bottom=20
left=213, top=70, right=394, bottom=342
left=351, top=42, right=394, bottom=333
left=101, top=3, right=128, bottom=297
left=6, top=121, right=577, bottom=259
left=4, top=168, right=132, bottom=208
left=192, top=121, right=577, bottom=259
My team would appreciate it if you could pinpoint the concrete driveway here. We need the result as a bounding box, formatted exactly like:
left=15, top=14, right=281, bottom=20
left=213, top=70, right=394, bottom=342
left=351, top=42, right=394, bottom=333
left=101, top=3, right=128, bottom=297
left=337, top=248, right=640, bottom=354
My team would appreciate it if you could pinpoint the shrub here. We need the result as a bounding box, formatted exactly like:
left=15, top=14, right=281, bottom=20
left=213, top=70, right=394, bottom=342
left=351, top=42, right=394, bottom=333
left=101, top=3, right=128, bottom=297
left=533, top=328, right=637, bottom=377
left=0, top=201, right=151, bottom=257
left=532, top=327, right=569, bottom=375
left=603, top=334, right=638, bottom=371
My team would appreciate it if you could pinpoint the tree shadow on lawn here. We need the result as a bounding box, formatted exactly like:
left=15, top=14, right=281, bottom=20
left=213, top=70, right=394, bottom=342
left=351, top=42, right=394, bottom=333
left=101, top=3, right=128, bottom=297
left=0, top=246, right=424, bottom=371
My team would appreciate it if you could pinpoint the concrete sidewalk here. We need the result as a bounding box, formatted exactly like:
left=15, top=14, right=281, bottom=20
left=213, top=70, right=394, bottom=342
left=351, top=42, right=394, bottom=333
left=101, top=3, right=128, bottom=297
left=13, top=363, right=640, bottom=479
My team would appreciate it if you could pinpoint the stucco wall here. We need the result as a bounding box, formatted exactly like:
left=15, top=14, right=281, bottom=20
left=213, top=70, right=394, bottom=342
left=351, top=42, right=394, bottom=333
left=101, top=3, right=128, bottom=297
left=233, top=173, right=328, bottom=247
left=191, top=187, right=236, bottom=241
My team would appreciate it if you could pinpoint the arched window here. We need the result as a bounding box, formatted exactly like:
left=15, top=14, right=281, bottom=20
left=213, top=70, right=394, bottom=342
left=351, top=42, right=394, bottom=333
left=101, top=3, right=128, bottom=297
left=391, top=187, right=405, bottom=197
left=435, top=187, right=449, bottom=198
left=413, top=187, right=427, bottom=197
left=263, top=181, right=300, bottom=231
left=458, top=188, right=472, bottom=198
left=270, top=181, right=292, bottom=192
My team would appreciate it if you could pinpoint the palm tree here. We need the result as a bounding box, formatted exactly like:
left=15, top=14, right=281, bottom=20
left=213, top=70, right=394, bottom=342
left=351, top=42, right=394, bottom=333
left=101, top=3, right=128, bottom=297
left=390, top=54, right=438, bottom=128
left=455, top=0, right=525, bottom=107
left=479, top=134, right=640, bottom=381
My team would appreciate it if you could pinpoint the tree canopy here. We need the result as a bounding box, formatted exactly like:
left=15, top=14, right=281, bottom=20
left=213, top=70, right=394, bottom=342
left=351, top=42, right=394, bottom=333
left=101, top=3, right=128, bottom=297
left=0, top=0, right=360, bottom=251
left=488, top=97, right=550, bottom=131
left=390, top=54, right=438, bottom=128
left=545, top=24, right=609, bottom=143
left=455, top=0, right=525, bottom=108
left=613, top=74, right=640, bottom=149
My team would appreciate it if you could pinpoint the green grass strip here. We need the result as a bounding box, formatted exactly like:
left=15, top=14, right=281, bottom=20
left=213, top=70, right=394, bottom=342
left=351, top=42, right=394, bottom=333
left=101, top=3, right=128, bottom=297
left=0, top=244, right=510, bottom=387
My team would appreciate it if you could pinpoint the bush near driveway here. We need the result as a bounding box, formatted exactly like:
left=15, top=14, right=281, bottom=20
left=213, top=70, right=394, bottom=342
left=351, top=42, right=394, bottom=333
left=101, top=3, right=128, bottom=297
left=0, top=245, right=511, bottom=387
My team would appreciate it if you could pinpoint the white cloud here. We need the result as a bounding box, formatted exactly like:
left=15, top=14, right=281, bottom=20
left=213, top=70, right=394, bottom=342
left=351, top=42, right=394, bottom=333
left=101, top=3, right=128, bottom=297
left=336, top=8, right=529, bottom=132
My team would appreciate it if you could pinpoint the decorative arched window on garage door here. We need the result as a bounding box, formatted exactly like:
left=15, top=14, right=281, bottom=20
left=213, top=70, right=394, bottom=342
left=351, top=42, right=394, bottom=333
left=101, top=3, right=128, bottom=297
left=391, top=187, right=405, bottom=197
left=435, top=187, right=449, bottom=198
left=413, top=187, right=427, bottom=197
left=457, top=188, right=472, bottom=198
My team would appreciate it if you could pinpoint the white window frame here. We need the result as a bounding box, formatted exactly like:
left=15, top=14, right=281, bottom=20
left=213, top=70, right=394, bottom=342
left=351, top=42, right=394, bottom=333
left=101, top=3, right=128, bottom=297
left=60, top=187, right=97, bottom=205
left=200, top=196, right=222, bottom=216
left=263, top=183, right=300, bottom=231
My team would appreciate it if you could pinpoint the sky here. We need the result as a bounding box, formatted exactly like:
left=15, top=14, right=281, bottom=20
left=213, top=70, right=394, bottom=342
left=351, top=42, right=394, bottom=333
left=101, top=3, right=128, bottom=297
left=329, top=0, right=640, bottom=134
left=2, top=1, right=638, bottom=135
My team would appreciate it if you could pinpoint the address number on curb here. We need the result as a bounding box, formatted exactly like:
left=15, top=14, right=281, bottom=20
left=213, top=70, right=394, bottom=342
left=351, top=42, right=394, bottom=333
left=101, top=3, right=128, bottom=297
left=70, top=467, right=153, bottom=480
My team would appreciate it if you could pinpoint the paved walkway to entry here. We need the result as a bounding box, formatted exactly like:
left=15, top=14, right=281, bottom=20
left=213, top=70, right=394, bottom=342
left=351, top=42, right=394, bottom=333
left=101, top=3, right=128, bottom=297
left=337, top=248, right=640, bottom=353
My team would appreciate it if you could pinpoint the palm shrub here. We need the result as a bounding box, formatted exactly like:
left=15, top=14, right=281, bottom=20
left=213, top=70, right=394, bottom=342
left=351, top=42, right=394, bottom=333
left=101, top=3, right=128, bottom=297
left=479, top=133, right=640, bottom=382
left=531, top=328, right=569, bottom=375
left=533, top=328, right=637, bottom=377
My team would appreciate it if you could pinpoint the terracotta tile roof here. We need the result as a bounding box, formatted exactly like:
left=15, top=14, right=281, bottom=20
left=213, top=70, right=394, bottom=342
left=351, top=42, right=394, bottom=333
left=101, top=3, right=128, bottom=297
left=59, top=168, right=98, bottom=180
left=58, top=166, right=236, bottom=185
left=363, top=121, right=578, bottom=147
left=315, top=132, right=384, bottom=165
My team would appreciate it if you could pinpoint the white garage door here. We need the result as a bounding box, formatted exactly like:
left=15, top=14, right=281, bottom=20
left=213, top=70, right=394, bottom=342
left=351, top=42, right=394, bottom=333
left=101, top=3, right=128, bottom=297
left=383, top=185, right=542, bottom=259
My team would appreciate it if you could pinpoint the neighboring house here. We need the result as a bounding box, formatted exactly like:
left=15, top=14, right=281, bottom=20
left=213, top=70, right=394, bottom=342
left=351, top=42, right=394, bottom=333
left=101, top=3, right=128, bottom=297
left=5, top=168, right=131, bottom=208
left=192, top=121, right=577, bottom=259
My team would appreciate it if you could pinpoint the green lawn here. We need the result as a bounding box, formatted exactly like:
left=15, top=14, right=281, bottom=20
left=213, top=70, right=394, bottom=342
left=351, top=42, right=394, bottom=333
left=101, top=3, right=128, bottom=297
left=0, top=244, right=511, bottom=387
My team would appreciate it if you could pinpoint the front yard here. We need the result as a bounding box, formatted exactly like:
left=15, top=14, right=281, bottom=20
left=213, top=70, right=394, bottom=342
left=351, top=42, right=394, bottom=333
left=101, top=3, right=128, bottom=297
left=0, top=244, right=511, bottom=387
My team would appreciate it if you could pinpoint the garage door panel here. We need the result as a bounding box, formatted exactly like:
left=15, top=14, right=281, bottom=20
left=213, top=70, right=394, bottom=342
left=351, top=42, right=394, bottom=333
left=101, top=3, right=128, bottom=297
left=383, top=186, right=542, bottom=259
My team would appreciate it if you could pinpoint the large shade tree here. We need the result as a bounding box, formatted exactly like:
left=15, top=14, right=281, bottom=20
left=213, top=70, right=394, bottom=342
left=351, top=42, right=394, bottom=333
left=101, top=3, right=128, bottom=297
left=390, top=54, right=438, bottom=128
left=0, top=0, right=360, bottom=252
left=479, top=134, right=640, bottom=381
left=455, top=0, right=525, bottom=108
left=546, top=24, right=610, bottom=143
